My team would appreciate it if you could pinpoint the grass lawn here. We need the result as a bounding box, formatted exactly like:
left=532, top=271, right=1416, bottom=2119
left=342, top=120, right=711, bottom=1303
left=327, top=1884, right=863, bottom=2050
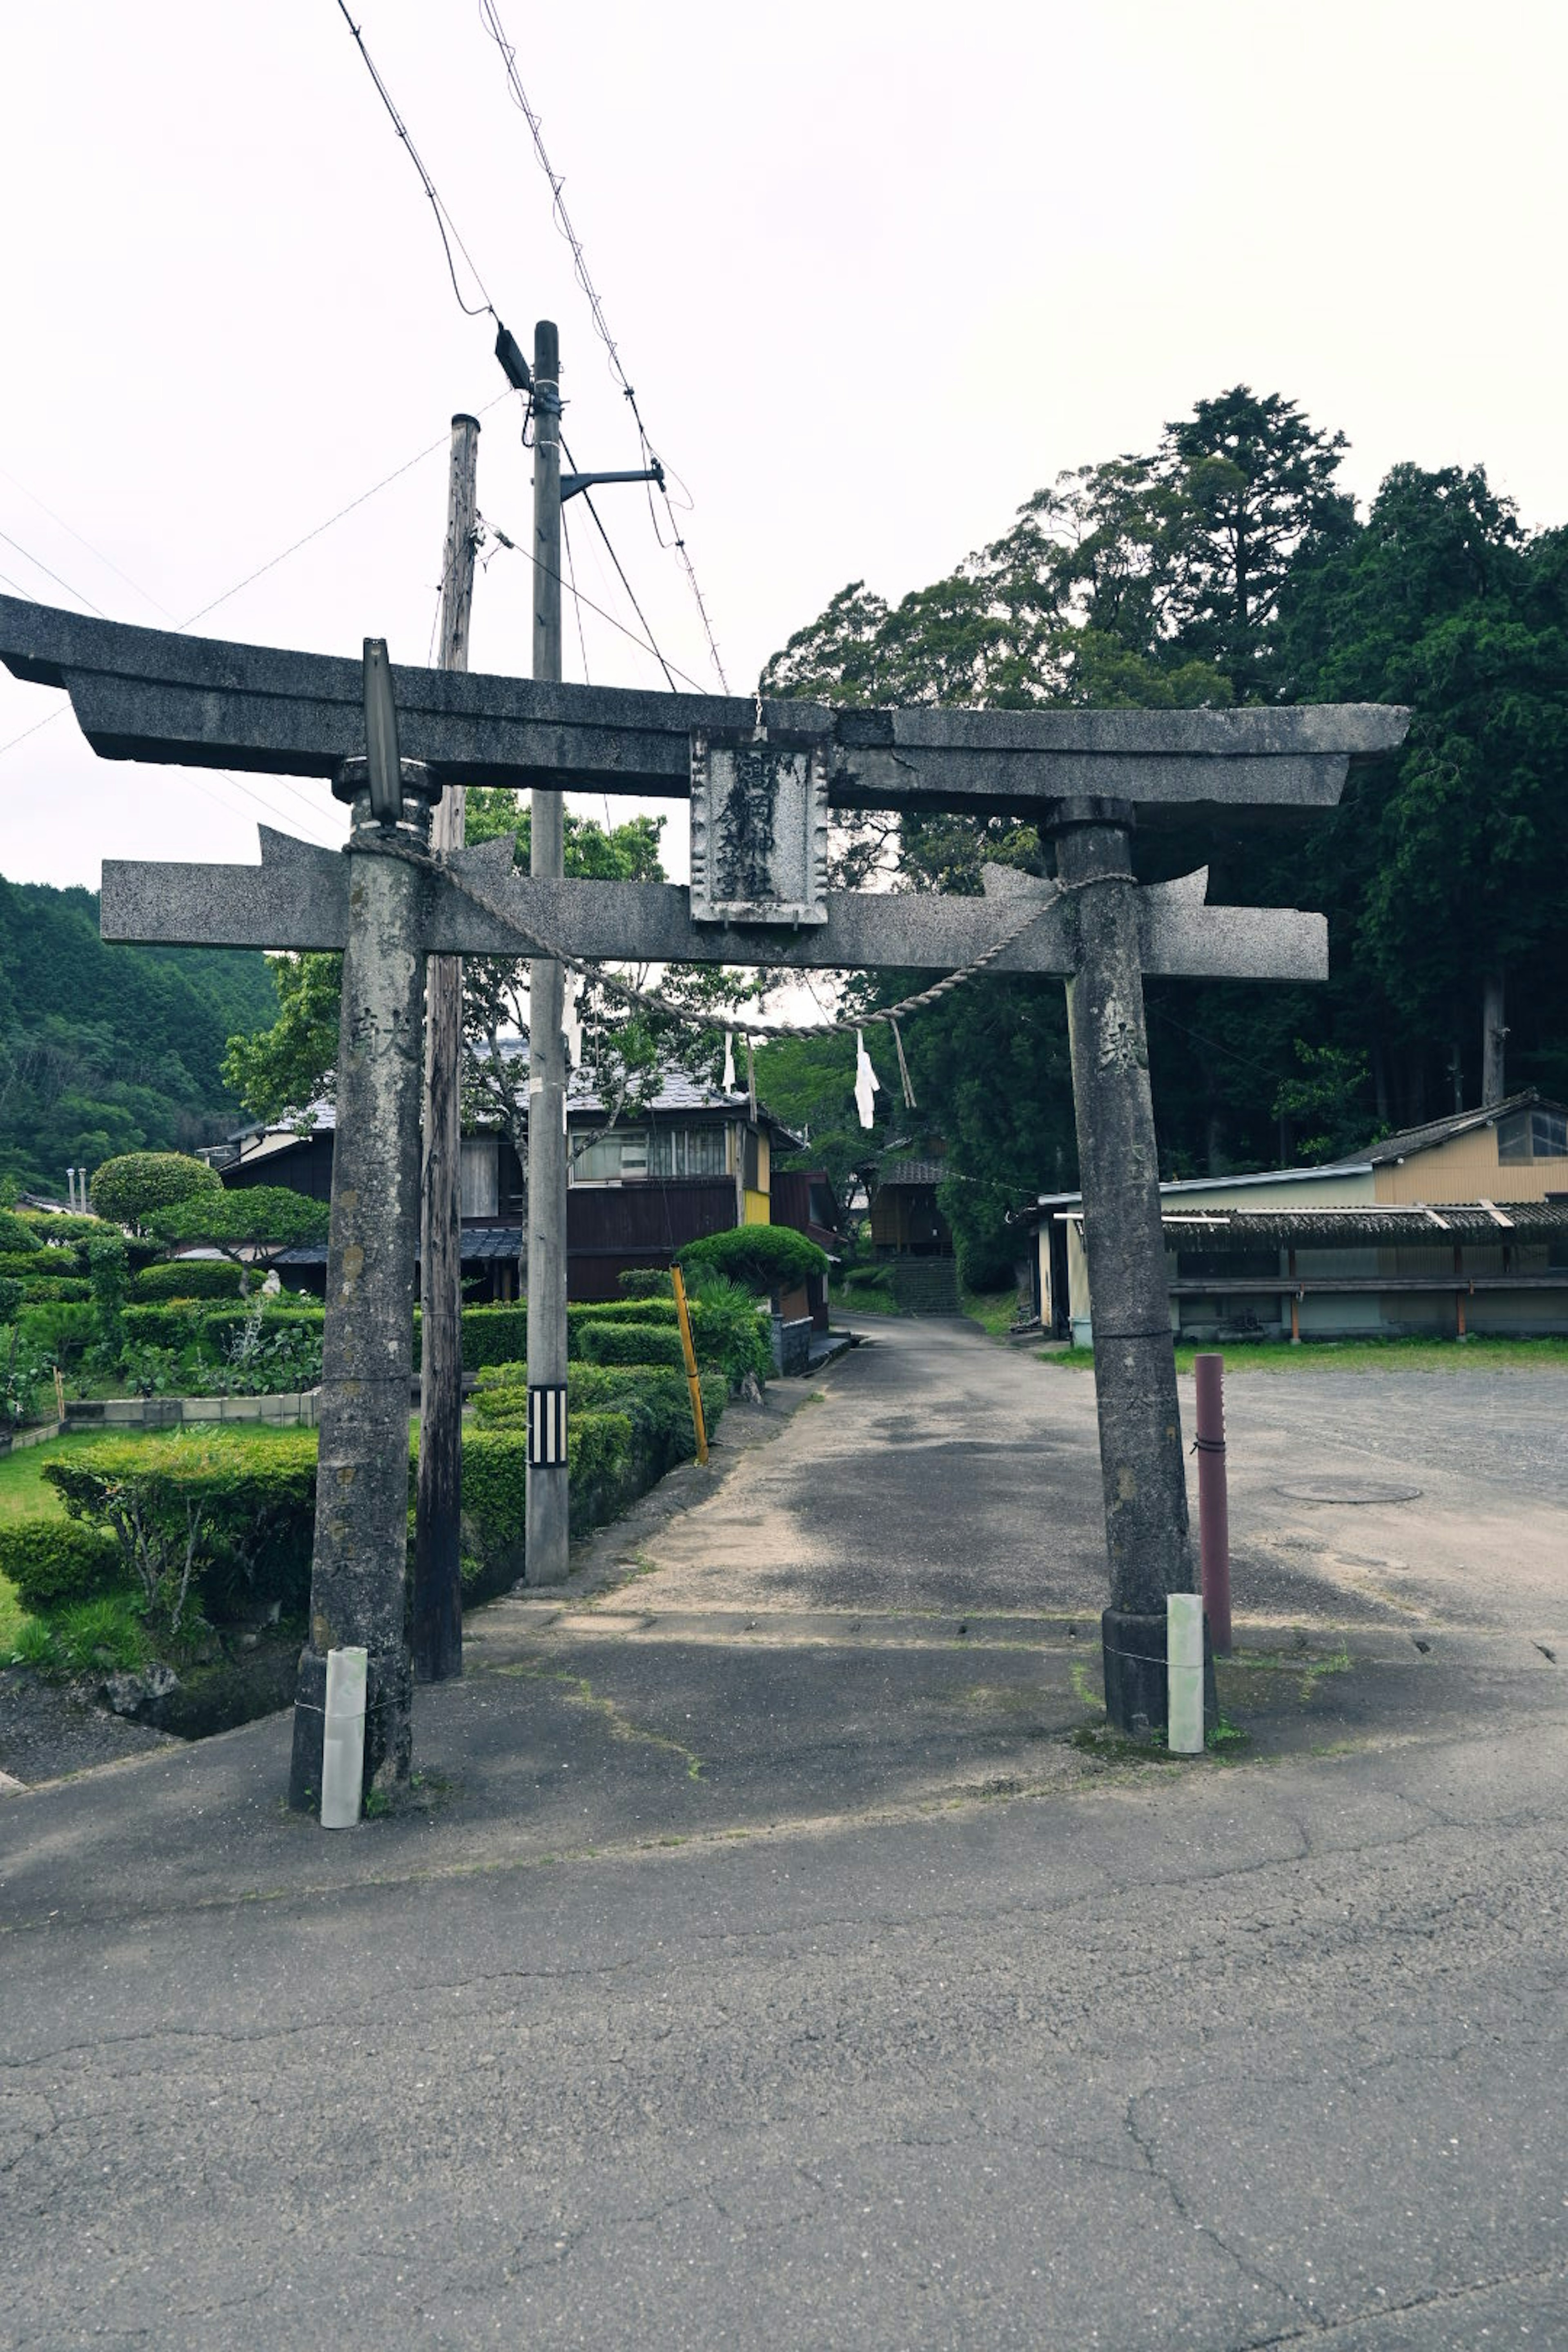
left=1041, top=1334, right=1568, bottom=1373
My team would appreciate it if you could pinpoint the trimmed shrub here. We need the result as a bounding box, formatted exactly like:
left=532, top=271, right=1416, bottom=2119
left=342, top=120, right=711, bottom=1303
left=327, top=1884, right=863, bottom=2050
left=16, top=1211, right=114, bottom=1246
left=568, top=1411, right=635, bottom=1532
left=577, top=1320, right=686, bottom=1370
left=89, top=1153, right=222, bottom=1232
left=618, top=1267, right=674, bottom=1301
left=574, top=1296, right=681, bottom=1327
left=420, top=1305, right=527, bottom=1373
left=45, top=1430, right=318, bottom=1626
left=456, top=1425, right=529, bottom=1580
left=121, top=1300, right=323, bottom=1351
left=11, top=1277, right=92, bottom=1305
left=0, top=1210, right=42, bottom=1255
left=16, top=1300, right=96, bottom=1372
left=135, top=1259, right=247, bottom=1303
left=678, top=1224, right=829, bottom=1294
left=0, top=1249, right=56, bottom=1279
left=0, top=1519, right=127, bottom=1612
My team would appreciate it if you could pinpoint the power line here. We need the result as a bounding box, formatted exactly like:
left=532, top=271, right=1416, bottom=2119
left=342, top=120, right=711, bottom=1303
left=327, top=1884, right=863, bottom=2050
left=0, top=525, right=108, bottom=618
left=331, top=6, right=719, bottom=697
left=333, top=0, right=497, bottom=322
left=477, top=507, right=708, bottom=693
left=476, top=0, right=731, bottom=691
left=0, top=466, right=180, bottom=621
left=562, top=433, right=678, bottom=692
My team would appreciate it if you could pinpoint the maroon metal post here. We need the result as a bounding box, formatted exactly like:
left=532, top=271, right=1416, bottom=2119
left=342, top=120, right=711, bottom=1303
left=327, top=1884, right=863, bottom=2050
left=1194, top=1352, right=1232, bottom=1655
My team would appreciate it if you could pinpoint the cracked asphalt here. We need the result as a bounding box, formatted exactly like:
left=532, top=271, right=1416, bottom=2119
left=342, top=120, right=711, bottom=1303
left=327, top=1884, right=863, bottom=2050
left=2, top=1318, right=1566, bottom=2349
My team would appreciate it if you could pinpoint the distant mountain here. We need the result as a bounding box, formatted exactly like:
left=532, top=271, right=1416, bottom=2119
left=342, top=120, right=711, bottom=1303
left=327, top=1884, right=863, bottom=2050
left=0, top=873, right=278, bottom=1194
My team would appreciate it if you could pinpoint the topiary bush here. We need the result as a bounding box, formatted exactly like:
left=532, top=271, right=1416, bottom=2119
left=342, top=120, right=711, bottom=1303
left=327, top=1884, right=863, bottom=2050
left=573, top=1297, right=681, bottom=1327
left=678, top=1224, right=829, bottom=1294
left=135, top=1259, right=247, bottom=1303
left=89, top=1153, right=222, bottom=1233
left=0, top=1519, right=127, bottom=1613
left=576, top=1320, right=686, bottom=1370
left=16, top=1300, right=95, bottom=1375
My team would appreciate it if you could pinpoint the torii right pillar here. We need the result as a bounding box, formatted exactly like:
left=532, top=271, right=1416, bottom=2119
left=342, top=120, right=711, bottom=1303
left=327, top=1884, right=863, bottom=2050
left=1052, top=797, right=1214, bottom=1736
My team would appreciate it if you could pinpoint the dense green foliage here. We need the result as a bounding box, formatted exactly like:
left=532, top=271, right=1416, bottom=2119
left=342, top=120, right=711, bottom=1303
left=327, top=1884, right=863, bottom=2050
left=90, top=1152, right=220, bottom=1232
left=0, top=878, right=276, bottom=1196
left=760, top=386, right=1568, bottom=1221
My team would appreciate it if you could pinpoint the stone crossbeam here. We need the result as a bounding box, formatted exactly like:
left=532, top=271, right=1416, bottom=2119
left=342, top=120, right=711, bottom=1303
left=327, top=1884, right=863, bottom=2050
left=0, top=595, right=1406, bottom=822
left=100, top=830, right=1330, bottom=983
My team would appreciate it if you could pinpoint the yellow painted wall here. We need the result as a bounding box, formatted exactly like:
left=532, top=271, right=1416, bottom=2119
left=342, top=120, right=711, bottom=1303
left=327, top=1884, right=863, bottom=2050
left=1374, top=1128, right=1567, bottom=1204
left=743, top=1188, right=770, bottom=1225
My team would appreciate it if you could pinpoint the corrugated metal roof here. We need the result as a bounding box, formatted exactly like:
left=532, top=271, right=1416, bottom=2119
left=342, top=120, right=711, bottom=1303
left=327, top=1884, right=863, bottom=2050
left=1049, top=1201, right=1568, bottom=1245
left=876, top=1158, right=947, bottom=1187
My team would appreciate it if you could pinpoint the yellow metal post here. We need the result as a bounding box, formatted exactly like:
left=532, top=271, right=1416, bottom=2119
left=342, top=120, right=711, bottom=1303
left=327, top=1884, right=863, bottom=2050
left=670, top=1265, right=708, bottom=1466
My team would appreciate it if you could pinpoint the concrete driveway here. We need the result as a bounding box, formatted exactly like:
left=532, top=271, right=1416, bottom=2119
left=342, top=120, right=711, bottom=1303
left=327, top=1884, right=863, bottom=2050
left=2, top=1318, right=1566, bottom=2350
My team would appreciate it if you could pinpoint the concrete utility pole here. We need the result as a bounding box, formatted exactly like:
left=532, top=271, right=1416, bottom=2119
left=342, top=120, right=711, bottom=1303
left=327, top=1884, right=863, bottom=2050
left=413, top=413, right=481, bottom=1682
left=1051, top=797, right=1208, bottom=1733
left=525, top=320, right=571, bottom=1584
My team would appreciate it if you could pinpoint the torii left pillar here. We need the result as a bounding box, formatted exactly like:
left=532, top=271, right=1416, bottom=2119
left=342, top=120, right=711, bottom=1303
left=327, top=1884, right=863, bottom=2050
left=288, top=757, right=436, bottom=1812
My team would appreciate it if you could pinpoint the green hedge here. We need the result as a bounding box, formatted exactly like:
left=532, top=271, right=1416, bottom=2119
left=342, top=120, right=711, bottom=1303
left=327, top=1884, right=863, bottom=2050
left=577, top=1320, right=686, bottom=1369
left=0, top=1249, right=56, bottom=1279
left=16, top=1212, right=114, bottom=1246
left=134, top=1260, right=247, bottom=1303
left=44, top=1429, right=319, bottom=1624
left=120, top=1299, right=325, bottom=1351
left=473, top=1362, right=725, bottom=1503
left=0, top=1519, right=127, bottom=1612
left=0, top=1211, right=42, bottom=1256
left=7, top=1275, right=92, bottom=1304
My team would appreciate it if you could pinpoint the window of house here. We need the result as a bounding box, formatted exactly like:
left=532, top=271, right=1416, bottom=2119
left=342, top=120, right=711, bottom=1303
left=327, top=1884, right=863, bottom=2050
left=460, top=1138, right=499, bottom=1218
left=1499, top=1109, right=1568, bottom=1163
left=648, top=1126, right=726, bottom=1178
left=571, top=1131, right=648, bottom=1183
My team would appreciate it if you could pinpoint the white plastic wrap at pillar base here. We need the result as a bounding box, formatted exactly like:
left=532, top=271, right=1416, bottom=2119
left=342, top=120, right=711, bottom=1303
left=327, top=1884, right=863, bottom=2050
left=1167, top=1593, right=1205, bottom=1754
left=321, top=1645, right=368, bottom=1828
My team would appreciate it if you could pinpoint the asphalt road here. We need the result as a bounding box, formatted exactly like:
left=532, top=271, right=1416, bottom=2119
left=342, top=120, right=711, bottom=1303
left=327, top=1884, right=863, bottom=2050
left=3, top=1320, right=1566, bottom=2350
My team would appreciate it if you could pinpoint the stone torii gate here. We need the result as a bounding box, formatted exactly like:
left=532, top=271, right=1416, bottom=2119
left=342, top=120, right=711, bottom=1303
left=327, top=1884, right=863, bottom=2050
left=0, top=592, right=1405, bottom=1797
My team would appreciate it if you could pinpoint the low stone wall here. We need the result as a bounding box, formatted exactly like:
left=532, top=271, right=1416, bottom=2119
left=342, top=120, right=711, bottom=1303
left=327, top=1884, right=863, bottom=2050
left=63, top=1389, right=322, bottom=1433
left=770, top=1315, right=813, bottom=1377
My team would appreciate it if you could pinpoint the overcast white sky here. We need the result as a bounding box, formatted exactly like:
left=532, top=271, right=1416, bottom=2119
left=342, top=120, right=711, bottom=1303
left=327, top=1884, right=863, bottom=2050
left=2, top=0, right=1565, bottom=892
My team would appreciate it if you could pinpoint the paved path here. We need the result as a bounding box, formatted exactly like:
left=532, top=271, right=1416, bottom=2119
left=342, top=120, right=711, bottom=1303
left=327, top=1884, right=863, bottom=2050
left=2, top=1321, right=1566, bottom=2349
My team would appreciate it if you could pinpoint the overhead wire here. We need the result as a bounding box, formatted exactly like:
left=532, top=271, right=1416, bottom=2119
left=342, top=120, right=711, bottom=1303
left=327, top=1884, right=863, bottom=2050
left=0, top=465, right=180, bottom=621
left=0, top=402, right=508, bottom=842
left=474, top=0, right=730, bottom=689
left=333, top=0, right=497, bottom=322
left=0, top=526, right=108, bottom=618
left=477, top=508, right=708, bottom=693
left=331, top=4, right=705, bottom=700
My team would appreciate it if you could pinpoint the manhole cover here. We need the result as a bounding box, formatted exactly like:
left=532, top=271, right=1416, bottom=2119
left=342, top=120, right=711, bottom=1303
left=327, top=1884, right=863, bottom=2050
left=1276, top=1480, right=1422, bottom=1506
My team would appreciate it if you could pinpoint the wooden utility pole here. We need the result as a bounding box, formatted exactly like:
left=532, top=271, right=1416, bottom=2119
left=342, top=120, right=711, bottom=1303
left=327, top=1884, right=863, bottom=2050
left=413, top=412, right=481, bottom=1681
left=525, top=320, right=572, bottom=1584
